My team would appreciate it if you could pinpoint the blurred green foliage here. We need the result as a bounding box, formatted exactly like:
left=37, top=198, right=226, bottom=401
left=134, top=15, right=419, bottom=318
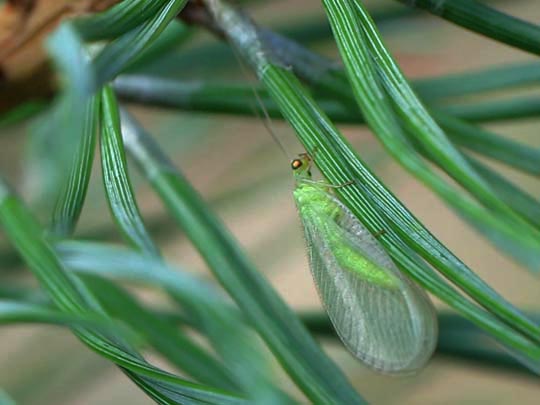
left=0, top=0, right=539, bottom=403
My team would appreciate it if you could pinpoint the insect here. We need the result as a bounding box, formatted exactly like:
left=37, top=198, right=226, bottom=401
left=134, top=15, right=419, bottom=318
left=291, top=153, right=438, bottom=374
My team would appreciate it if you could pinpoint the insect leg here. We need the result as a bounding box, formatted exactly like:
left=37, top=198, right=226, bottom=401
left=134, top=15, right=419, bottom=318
left=297, top=148, right=354, bottom=188
left=299, top=145, right=319, bottom=162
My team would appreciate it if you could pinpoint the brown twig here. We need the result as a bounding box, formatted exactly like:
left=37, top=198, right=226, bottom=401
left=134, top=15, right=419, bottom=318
left=178, top=0, right=224, bottom=38
left=0, top=0, right=121, bottom=114
left=0, top=0, right=211, bottom=115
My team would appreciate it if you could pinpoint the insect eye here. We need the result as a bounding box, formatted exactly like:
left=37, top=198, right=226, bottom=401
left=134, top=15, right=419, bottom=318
left=291, top=159, right=303, bottom=170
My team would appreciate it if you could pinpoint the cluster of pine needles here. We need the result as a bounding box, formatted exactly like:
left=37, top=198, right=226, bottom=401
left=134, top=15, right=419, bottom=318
left=0, top=0, right=539, bottom=403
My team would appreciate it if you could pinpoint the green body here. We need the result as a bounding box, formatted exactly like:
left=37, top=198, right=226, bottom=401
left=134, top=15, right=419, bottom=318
left=293, top=181, right=398, bottom=289
left=289, top=156, right=437, bottom=374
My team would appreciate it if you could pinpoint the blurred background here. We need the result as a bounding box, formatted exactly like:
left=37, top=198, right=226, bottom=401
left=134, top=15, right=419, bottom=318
left=1, top=0, right=539, bottom=403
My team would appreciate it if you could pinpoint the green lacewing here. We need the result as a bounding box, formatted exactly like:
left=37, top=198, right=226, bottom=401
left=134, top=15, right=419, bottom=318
left=291, top=154, right=438, bottom=374
left=227, top=36, right=438, bottom=372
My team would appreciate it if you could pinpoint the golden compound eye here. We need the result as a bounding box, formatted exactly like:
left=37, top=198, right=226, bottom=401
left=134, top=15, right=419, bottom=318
left=291, top=159, right=303, bottom=170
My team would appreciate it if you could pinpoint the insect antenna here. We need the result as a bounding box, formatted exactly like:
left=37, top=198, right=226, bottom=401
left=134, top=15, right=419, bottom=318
left=229, top=43, right=292, bottom=161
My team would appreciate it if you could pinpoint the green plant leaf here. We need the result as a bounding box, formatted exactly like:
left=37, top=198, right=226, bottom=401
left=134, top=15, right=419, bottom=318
left=253, top=28, right=540, bottom=175
left=0, top=101, right=47, bottom=129
left=201, top=0, right=540, bottom=373
left=396, top=0, right=540, bottom=55
left=257, top=25, right=540, bottom=104
left=0, top=299, right=118, bottom=329
left=254, top=22, right=540, bottom=224
left=0, top=389, right=16, bottom=405
left=432, top=112, right=540, bottom=177
left=301, top=311, right=539, bottom=376
left=2, top=0, right=539, bottom=402
left=126, top=21, right=193, bottom=73
left=352, top=0, right=533, bottom=207
left=57, top=240, right=223, bottom=309
left=393, top=123, right=540, bottom=229
left=436, top=312, right=540, bottom=376
left=465, top=157, right=540, bottom=228
left=114, top=75, right=540, bottom=178
left=74, top=0, right=173, bottom=42
left=80, top=274, right=239, bottom=391
left=28, top=23, right=96, bottom=200
left=100, top=86, right=159, bottom=256
left=412, top=61, right=540, bottom=101
left=57, top=240, right=294, bottom=403
left=0, top=178, right=245, bottom=405
left=441, top=95, right=540, bottom=123
left=322, top=0, right=540, bottom=269
left=260, top=64, right=540, bottom=372
left=50, top=95, right=99, bottom=237
left=93, top=0, right=188, bottom=84
left=120, top=109, right=366, bottom=404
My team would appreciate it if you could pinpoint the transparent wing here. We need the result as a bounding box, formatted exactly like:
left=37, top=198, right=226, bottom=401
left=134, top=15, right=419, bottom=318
left=299, top=189, right=438, bottom=374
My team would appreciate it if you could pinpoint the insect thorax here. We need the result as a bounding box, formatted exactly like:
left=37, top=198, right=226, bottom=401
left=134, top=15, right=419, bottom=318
left=293, top=182, right=341, bottom=219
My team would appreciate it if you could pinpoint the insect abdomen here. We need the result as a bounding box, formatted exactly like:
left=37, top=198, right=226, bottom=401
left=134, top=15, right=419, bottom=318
left=325, top=225, right=399, bottom=289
